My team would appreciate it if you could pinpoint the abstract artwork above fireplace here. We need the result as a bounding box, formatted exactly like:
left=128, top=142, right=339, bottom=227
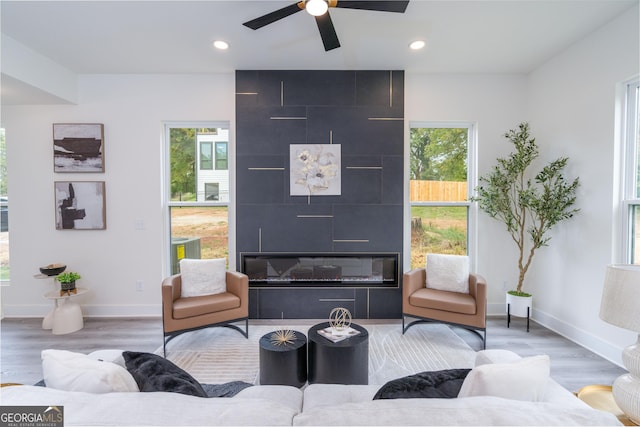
left=290, top=144, right=341, bottom=196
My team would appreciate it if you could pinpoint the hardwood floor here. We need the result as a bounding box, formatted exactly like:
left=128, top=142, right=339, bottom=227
left=0, top=315, right=626, bottom=393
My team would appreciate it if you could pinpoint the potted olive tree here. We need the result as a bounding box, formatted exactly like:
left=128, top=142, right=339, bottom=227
left=473, top=122, right=579, bottom=317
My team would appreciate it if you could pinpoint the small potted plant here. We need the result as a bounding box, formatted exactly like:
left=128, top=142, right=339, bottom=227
left=473, top=122, right=580, bottom=318
left=56, top=271, right=81, bottom=294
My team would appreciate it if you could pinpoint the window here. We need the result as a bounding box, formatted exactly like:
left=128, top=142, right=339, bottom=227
left=621, top=78, right=640, bottom=263
left=200, top=141, right=213, bottom=170
left=165, top=123, right=230, bottom=274
left=409, top=123, right=476, bottom=269
left=205, top=183, right=219, bottom=201
left=0, top=128, right=8, bottom=281
left=215, top=142, right=228, bottom=170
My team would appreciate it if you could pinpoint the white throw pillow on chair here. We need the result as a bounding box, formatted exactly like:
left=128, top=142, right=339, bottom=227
left=179, top=258, right=227, bottom=297
left=425, top=253, right=469, bottom=294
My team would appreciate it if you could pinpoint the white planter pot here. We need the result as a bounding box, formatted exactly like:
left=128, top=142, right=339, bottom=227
left=506, top=293, right=532, bottom=318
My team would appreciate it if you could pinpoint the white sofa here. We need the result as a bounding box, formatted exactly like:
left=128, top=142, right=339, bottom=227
left=0, top=384, right=302, bottom=426
left=295, top=349, right=620, bottom=426
left=0, top=350, right=622, bottom=426
left=297, top=385, right=616, bottom=426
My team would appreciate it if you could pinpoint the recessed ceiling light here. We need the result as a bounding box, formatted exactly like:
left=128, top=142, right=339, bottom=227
left=213, top=40, right=229, bottom=50
left=409, top=40, right=426, bottom=50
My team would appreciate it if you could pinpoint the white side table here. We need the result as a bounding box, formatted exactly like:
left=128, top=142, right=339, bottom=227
left=43, top=288, right=88, bottom=335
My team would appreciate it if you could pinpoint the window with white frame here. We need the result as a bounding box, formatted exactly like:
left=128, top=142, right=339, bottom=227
left=215, top=142, right=228, bottom=170
left=165, top=123, right=230, bottom=274
left=0, top=128, right=8, bottom=281
left=200, top=141, right=213, bottom=170
left=621, top=78, right=640, bottom=264
left=409, top=123, right=476, bottom=269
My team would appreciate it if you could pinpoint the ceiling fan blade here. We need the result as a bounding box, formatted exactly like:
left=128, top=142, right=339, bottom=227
left=334, top=1, right=409, bottom=13
left=315, top=12, right=341, bottom=51
left=243, top=2, right=304, bottom=30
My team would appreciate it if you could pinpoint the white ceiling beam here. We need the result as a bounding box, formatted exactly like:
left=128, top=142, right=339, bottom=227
left=1, top=34, right=78, bottom=105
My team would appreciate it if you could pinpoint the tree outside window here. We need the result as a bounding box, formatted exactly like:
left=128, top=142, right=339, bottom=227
left=409, top=126, right=471, bottom=269
left=167, top=124, right=229, bottom=273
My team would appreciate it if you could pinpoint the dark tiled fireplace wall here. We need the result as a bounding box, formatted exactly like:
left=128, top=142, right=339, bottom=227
left=235, top=70, right=404, bottom=319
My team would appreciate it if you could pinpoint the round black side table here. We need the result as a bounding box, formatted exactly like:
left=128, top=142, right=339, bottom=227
left=259, top=330, right=307, bottom=388
left=307, top=322, right=369, bottom=385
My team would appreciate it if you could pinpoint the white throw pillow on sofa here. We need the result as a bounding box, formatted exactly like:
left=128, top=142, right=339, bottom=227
left=179, top=258, right=227, bottom=297
left=425, top=254, right=469, bottom=294
left=88, top=349, right=127, bottom=368
left=457, top=354, right=550, bottom=401
left=42, top=349, right=139, bottom=393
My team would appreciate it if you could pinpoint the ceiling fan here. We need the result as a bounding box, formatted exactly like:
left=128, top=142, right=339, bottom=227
left=243, top=0, right=410, bottom=52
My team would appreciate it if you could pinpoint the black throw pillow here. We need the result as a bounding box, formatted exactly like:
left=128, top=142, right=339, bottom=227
left=201, top=381, right=253, bottom=397
left=123, top=351, right=207, bottom=397
left=373, top=368, right=471, bottom=400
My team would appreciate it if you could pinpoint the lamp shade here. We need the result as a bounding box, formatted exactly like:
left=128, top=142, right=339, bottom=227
left=599, top=264, right=640, bottom=332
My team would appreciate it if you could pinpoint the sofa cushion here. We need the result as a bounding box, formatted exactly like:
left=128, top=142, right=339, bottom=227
left=202, top=381, right=253, bottom=397
left=123, top=351, right=207, bottom=397
left=172, top=292, right=240, bottom=319
left=179, top=258, right=226, bottom=297
left=373, top=369, right=471, bottom=400
left=1, top=385, right=302, bottom=426
left=409, top=287, right=477, bottom=314
left=457, top=355, right=550, bottom=401
left=42, top=349, right=139, bottom=393
left=292, top=396, right=622, bottom=426
left=426, top=254, right=469, bottom=294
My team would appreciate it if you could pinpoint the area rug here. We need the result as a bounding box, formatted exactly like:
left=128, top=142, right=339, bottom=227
left=158, top=323, right=476, bottom=386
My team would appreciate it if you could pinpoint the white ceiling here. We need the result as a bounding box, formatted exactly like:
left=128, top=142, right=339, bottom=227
left=0, top=0, right=637, bottom=102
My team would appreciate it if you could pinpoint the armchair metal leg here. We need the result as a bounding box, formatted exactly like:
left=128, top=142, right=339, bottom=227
left=221, top=320, right=249, bottom=339
left=162, top=317, right=249, bottom=357
left=402, top=314, right=486, bottom=350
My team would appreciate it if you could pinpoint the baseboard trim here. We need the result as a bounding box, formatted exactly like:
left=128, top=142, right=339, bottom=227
left=487, top=302, right=507, bottom=316
left=485, top=303, right=625, bottom=368
left=532, top=308, right=625, bottom=368
left=1, top=304, right=161, bottom=318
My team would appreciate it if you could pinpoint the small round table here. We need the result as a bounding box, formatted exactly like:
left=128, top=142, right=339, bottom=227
left=259, top=330, right=307, bottom=388
left=307, top=322, right=369, bottom=385
left=43, top=288, right=88, bottom=335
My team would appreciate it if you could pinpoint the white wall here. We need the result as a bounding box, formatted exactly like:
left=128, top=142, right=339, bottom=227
left=1, top=5, right=637, bottom=367
left=3, top=72, right=528, bottom=319
left=1, top=74, right=234, bottom=317
left=525, top=5, right=639, bottom=365
left=404, top=73, right=528, bottom=312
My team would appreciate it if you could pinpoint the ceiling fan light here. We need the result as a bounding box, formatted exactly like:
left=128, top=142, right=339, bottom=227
left=306, top=0, right=328, bottom=16
left=213, top=40, right=229, bottom=50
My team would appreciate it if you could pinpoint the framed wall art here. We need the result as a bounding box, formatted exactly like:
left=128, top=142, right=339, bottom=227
left=53, top=123, right=104, bottom=172
left=55, top=181, right=106, bottom=230
left=290, top=144, right=341, bottom=196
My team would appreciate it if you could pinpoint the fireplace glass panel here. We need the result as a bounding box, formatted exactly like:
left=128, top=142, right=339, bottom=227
left=241, top=253, right=398, bottom=288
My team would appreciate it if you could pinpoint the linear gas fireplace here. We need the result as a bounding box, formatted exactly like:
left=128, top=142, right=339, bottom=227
left=240, top=252, right=399, bottom=288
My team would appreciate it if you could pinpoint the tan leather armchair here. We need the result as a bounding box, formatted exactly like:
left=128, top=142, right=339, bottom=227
left=402, top=267, right=487, bottom=349
left=162, top=271, right=249, bottom=355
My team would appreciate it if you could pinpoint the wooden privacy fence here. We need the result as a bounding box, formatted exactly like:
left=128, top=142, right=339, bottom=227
left=410, top=180, right=468, bottom=202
